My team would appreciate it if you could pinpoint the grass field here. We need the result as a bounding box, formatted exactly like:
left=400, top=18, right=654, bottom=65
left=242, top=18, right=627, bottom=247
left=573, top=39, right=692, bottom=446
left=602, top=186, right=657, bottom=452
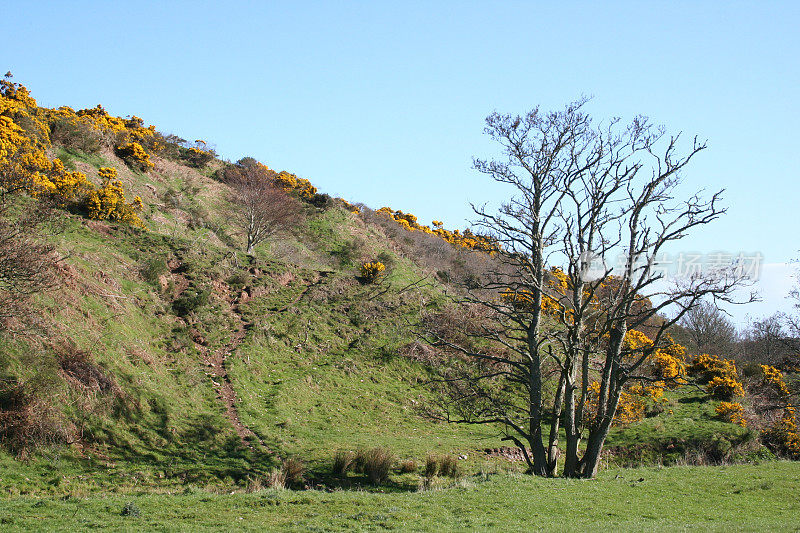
left=0, top=462, right=798, bottom=531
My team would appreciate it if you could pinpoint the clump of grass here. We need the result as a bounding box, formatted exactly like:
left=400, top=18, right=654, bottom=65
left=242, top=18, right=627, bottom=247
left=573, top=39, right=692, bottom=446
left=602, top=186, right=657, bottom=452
left=332, top=450, right=355, bottom=476
left=424, top=455, right=438, bottom=479
left=265, top=469, right=286, bottom=489
left=282, top=457, right=305, bottom=487
left=353, top=449, right=368, bottom=473
left=245, top=476, right=264, bottom=493
left=353, top=447, right=395, bottom=484
left=424, top=454, right=461, bottom=479
left=439, top=455, right=461, bottom=478
left=263, top=457, right=305, bottom=489
left=398, top=459, right=417, bottom=474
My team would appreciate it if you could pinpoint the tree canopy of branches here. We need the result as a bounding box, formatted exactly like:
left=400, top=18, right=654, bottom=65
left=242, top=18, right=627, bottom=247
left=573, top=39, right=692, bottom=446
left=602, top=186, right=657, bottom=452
left=424, top=99, right=751, bottom=478
left=679, top=301, right=738, bottom=356
left=225, top=160, right=302, bottom=254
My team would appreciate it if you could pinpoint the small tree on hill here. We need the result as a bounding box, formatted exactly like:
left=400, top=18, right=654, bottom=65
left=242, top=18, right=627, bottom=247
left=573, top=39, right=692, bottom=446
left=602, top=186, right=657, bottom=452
left=226, top=161, right=301, bottom=254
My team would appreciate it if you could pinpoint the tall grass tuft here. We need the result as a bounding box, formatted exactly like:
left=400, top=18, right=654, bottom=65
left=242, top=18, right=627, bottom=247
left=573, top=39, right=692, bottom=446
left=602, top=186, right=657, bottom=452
left=332, top=450, right=355, bottom=476
left=355, top=447, right=395, bottom=484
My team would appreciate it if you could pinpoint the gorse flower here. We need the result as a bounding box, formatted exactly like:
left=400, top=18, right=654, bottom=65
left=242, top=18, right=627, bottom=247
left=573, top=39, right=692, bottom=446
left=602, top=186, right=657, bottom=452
left=1, top=76, right=146, bottom=227
left=375, top=207, right=499, bottom=254
left=715, top=401, right=746, bottom=427
left=360, top=261, right=386, bottom=283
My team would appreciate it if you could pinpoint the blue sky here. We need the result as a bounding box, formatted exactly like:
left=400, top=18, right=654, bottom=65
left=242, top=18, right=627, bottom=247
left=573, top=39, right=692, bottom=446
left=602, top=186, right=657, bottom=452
left=2, top=1, right=798, bottom=325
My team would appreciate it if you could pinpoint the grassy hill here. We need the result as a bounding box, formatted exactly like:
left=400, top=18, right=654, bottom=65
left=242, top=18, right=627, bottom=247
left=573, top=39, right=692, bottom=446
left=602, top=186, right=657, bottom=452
left=1, top=133, right=508, bottom=493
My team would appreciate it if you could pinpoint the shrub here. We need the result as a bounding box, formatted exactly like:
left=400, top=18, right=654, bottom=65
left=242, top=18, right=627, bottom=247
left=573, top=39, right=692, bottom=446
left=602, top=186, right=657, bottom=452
left=181, top=140, right=216, bottom=168
left=331, top=238, right=364, bottom=266
left=762, top=408, right=800, bottom=459
left=140, top=256, right=167, bottom=283
left=49, top=117, right=102, bottom=153
left=226, top=270, right=250, bottom=289
left=760, top=364, right=790, bottom=398
left=309, top=192, right=332, bottom=208
left=687, top=353, right=745, bottom=400
left=83, top=167, right=144, bottom=225
left=707, top=375, right=745, bottom=400
left=715, top=401, right=746, bottom=427
left=687, top=353, right=738, bottom=384
left=120, top=502, right=141, bottom=517
left=360, top=261, right=386, bottom=283
left=116, top=141, right=153, bottom=172
left=649, top=342, right=687, bottom=386
left=332, top=450, right=355, bottom=476
left=172, top=287, right=209, bottom=316
left=56, top=342, right=119, bottom=395
left=0, top=378, right=73, bottom=454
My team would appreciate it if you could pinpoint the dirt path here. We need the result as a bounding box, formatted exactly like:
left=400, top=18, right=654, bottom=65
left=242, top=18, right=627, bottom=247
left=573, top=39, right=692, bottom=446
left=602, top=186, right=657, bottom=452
left=204, top=312, right=263, bottom=446
left=196, top=283, right=268, bottom=450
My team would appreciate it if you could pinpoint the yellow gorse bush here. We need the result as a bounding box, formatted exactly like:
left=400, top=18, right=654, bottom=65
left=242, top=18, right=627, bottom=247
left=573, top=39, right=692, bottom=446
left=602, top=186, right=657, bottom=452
left=375, top=206, right=499, bottom=254
left=706, top=375, right=745, bottom=400
left=761, top=364, right=790, bottom=398
left=686, top=352, right=744, bottom=399
left=83, top=167, right=143, bottom=225
left=360, top=261, right=386, bottom=283
left=116, top=141, right=154, bottom=172
left=1, top=76, right=144, bottom=226
left=274, top=170, right=317, bottom=200
left=763, top=407, right=800, bottom=459
left=586, top=381, right=653, bottom=427
left=715, top=401, right=746, bottom=427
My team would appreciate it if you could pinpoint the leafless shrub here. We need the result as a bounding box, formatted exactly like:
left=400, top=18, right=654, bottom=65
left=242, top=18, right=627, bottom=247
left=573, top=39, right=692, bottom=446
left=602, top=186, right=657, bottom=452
left=0, top=201, right=63, bottom=332
left=55, top=341, right=120, bottom=396
left=0, top=379, right=74, bottom=455
left=398, top=341, right=439, bottom=365
left=50, top=118, right=102, bottom=154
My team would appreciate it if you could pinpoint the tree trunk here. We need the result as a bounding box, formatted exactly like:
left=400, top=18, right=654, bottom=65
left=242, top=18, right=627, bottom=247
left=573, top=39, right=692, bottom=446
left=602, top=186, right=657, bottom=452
left=579, top=386, right=618, bottom=478
left=546, top=370, right=566, bottom=476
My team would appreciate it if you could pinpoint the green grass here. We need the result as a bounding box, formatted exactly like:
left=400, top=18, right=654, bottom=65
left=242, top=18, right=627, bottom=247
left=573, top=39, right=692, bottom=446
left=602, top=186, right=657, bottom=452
left=0, top=462, right=798, bottom=531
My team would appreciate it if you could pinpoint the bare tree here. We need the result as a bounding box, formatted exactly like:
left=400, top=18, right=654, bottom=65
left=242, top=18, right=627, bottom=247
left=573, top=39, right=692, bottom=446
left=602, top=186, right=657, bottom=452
left=423, top=100, right=751, bottom=478
left=226, top=162, right=302, bottom=254
left=741, top=313, right=792, bottom=366
left=678, top=301, right=738, bottom=356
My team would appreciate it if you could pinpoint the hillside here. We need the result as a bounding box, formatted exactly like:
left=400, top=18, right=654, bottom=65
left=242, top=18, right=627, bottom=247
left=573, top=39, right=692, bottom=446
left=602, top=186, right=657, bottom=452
left=0, top=76, right=797, bottom=502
